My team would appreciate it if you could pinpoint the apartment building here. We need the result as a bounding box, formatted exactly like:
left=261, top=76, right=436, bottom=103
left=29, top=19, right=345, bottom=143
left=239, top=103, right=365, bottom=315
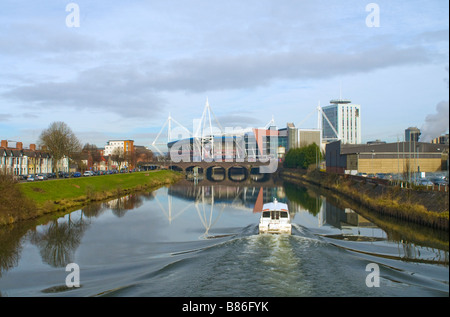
left=103, top=140, right=134, bottom=156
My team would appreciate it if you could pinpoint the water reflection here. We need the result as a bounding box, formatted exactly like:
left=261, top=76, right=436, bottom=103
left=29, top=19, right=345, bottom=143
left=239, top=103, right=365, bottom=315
left=30, top=216, right=88, bottom=268
left=0, top=179, right=448, bottom=294
left=0, top=193, right=156, bottom=278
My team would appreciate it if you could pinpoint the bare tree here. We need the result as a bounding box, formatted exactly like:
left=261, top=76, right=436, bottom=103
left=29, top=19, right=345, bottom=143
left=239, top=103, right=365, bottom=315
left=110, top=147, right=125, bottom=170
left=38, top=122, right=81, bottom=175
left=135, top=146, right=154, bottom=163
left=82, top=143, right=102, bottom=170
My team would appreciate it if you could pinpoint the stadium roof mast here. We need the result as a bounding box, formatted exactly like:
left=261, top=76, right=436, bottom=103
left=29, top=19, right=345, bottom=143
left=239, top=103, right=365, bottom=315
left=195, top=97, right=223, bottom=136
left=151, top=112, right=192, bottom=156
left=194, top=98, right=225, bottom=160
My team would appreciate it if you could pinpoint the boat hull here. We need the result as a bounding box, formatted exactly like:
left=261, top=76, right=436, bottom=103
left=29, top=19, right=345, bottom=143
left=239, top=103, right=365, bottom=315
left=259, top=224, right=292, bottom=235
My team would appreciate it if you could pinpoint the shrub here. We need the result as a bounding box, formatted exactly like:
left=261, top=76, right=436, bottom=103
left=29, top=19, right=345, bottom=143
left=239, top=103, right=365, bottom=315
left=284, top=143, right=322, bottom=169
left=0, top=172, right=36, bottom=224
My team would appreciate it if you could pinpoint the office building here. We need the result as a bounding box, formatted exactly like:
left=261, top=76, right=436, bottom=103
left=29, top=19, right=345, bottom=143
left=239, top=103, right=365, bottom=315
left=299, top=129, right=321, bottom=148
left=405, top=127, right=421, bottom=142
left=431, top=134, right=449, bottom=145
left=322, top=99, right=361, bottom=145
left=286, top=123, right=298, bottom=151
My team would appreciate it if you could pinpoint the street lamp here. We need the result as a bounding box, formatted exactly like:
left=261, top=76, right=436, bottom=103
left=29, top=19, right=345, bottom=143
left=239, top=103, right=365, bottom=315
left=371, top=149, right=375, bottom=175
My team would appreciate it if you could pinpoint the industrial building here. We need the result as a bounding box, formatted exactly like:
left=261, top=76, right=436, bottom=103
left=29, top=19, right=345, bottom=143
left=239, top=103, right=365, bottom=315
left=325, top=140, right=448, bottom=175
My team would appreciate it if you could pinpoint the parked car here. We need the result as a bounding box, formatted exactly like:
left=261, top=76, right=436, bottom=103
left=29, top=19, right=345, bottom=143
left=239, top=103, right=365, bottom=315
left=26, top=174, right=35, bottom=182
left=431, top=178, right=448, bottom=186
left=83, top=171, right=94, bottom=177
left=72, top=172, right=82, bottom=178
left=36, top=174, right=47, bottom=181
left=418, top=179, right=433, bottom=186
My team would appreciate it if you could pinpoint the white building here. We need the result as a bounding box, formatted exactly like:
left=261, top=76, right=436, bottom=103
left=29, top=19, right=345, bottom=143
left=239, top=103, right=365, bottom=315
left=103, top=140, right=134, bottom=156
left=321, top=99, right=361, bottom=145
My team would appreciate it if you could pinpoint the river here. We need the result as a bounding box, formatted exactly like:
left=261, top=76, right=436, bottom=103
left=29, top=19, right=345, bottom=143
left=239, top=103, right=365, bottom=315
left=0, top=177, right=448, bottom=297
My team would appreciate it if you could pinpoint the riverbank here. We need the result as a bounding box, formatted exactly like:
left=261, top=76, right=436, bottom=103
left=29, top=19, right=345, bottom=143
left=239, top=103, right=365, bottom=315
left=280, top=168, right=449, bottom=231
left=0, top=170, right=183, bottom=225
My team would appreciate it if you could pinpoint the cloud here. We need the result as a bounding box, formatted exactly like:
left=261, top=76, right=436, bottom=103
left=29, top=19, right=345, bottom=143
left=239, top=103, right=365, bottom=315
left=216, top=114, right=263, bottom=128
left=0, top=113, right=12, bottom=122
left=2, top=43, right=432, bottom=121
left=146, top=45, right=432, bottom=92
left=2, top=65, right=166, bottom=118
left=0, top=23, right=110, bottom=56
left=420, top=100, right=449, bottom=142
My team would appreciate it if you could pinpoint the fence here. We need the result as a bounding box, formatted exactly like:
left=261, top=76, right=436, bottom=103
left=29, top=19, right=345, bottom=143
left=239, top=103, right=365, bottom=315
left=343, top=174, right=448, bottom=192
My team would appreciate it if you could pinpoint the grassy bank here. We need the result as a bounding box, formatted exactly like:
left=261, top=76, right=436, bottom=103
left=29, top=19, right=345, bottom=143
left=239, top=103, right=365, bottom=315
left=281, top=168, right=449, bottom=231
left=1, top=170, right=183, bottom=225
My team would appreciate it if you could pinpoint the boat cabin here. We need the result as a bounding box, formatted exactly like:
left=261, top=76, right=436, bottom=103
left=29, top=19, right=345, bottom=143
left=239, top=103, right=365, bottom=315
left=259, top=199, right=292, bottom=234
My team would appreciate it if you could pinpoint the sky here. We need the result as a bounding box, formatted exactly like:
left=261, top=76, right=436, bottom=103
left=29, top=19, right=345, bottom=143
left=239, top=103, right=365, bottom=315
left=0, top=0, right=448, bottom=151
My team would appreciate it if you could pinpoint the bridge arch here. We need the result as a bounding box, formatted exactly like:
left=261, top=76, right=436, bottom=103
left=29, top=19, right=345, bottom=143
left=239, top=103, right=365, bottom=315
left=168, top=165, right=184, bottom=172
left=228, top=166, right=248, bottom=182
left=250, top=167, right=269, bottom=182
left=186, top=166, right=204, bottom=174
left=206, top=166, right=226, bottom=182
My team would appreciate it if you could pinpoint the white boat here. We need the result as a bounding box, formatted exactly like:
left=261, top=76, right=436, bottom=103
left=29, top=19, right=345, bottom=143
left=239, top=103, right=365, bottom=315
left=259, top=199, right=291, bottom=234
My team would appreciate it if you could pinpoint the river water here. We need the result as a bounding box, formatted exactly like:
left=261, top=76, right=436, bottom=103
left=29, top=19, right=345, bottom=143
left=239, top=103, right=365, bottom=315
left=0, top=178, right=448, bottom=297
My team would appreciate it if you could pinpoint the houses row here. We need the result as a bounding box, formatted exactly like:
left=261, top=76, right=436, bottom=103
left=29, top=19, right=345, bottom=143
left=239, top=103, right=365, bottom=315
left=0, top=140, right=69, bottom=176
left=1, top=139, right=153, bottom=176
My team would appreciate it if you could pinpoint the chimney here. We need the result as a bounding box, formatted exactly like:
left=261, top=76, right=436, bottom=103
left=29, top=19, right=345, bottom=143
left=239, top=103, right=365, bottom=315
left=1, top=140, right=7, bottom=148
left=17, top=142, right=23, bottom=150
left=30, top=144, right=36, bottom=151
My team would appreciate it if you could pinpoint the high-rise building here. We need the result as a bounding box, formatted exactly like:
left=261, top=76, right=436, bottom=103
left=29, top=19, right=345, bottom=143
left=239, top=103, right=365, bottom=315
left=431, top=134, right=449, bottom=145
left=405, top=127, right=421, bottom=142
left=322, top=99, right=361, bottom=144
left=286, top=122, right=298, bottom=151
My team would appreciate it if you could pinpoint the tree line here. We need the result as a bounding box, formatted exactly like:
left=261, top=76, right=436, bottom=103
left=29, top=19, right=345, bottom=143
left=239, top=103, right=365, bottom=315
left=283, top=143, right=323, bottom=169
left=38, top=121, right=153, bottom=174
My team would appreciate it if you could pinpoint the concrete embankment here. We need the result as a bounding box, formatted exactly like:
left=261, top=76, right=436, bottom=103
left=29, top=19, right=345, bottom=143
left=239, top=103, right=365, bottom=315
left=280, top=168, right=449, bottom=231
left=1, top=170, right=183, bottom=225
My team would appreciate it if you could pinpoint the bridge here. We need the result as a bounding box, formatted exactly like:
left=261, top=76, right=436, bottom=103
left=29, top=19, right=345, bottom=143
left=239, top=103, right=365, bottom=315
left=139, top=160, right=276, bottom=183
